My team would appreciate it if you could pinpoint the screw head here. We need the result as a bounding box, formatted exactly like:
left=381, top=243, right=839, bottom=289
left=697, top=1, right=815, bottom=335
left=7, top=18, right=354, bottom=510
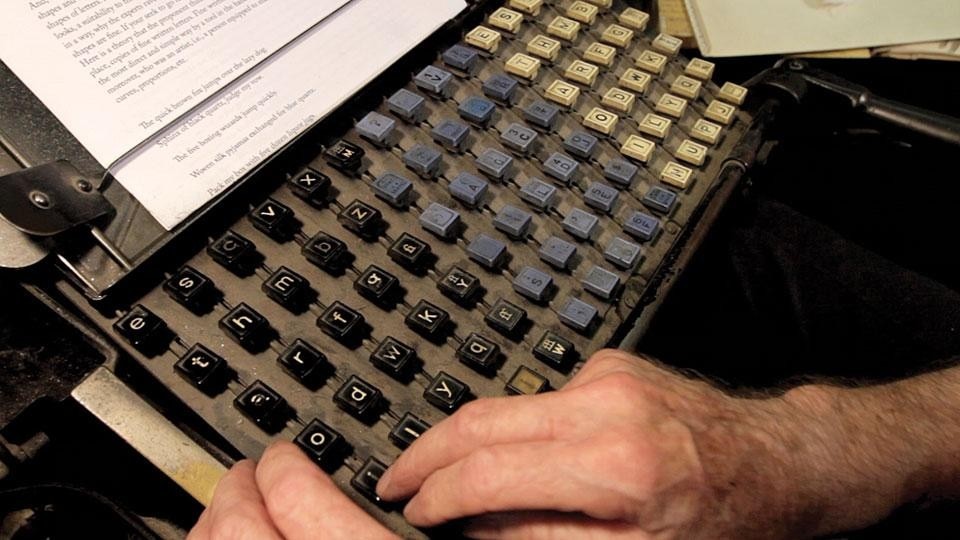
left=788, top=60, right=806, bottom=71
left=77, top=179, right=92, bottom=192
left=29, top=191, right=51, bottom=209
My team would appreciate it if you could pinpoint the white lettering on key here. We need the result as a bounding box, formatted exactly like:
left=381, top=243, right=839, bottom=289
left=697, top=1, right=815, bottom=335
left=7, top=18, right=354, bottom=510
left=436, top=381, right=453, bottom=398
left=232, top=315, right=253, bottom=329
left=309, top=432, right=327, bottom=446
left=418, top=309, right=438, bottom=323
left=129, top=317, right=146, bottom=330
left=275, top=275, right=295, bottom=291
left=350, top=386, right=368, bottom=402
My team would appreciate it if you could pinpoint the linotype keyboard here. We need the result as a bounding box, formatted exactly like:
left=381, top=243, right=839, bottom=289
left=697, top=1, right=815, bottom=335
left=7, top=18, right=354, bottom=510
left=101, top=0, right=751, bottom=534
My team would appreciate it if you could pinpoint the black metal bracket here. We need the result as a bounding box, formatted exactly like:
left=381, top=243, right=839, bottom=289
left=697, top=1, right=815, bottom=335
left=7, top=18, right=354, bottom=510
left=745, top=59, right=960, bottom=147
left=0, top=161, right=113, bottom=237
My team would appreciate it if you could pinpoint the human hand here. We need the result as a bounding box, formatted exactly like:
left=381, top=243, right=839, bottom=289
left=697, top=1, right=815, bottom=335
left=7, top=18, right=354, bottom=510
left=188, top=441, right=396, bottom=540
left=376, top=349, right=815, bottom=539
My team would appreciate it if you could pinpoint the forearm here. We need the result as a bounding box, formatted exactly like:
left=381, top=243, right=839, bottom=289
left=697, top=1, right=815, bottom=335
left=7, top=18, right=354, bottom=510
left=779, top=364, right=960, bottom=535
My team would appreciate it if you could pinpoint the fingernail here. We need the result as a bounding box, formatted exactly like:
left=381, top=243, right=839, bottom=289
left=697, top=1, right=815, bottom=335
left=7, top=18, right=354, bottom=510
left=375, top=467, right=393, bottom=497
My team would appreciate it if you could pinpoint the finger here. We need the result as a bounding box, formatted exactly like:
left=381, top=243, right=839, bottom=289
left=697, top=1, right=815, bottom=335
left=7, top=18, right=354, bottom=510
left=378, top=391, right=573, bottom=501
left=206, top=460, right=283, bottom=540
left=255, top=441, right=396, bottom=540
left=402, top=441, right=628, bottom=527
left=186, top=508, right=211, bottom=540
left=464, top=511, right=645, bottom=540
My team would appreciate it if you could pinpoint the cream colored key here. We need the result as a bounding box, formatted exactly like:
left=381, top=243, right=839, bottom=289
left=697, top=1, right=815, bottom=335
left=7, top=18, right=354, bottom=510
left=661, top=162, right=694, bottom=189
left=583, top=107, right=619, bottom=135
left=619, top=7, right=650, bottom=30
left=567, top=1, right=598, bottom=24
left=652, top=33, right=683, bottom=55
left=619, top=68, right=652, bottom=94
left=675, top=140, right=708, bottom=167
left=505, top=53, right=541, bottom=80
left=691, top=119, right=722, bottom=145
left=705, top=100, right=736, bottom=125
left=601, top=24, right=634, bottom=48
left=565, top=60, right=600, bottom=86
left=718, top=82, right=749, bottom=105
left=509, top=0, right=542, bottom=16
left=635, top=50, right=667, bottom=75
left=583, top=42, right=616, bottom=67
left=465, top=26, right=501, bottom=52
left=671, top=75, right=702, bottom=100
left=685, top=58, right=715, bottom=81
left=638, top=113, right=672, bottom=138
left=656, top=93, right=688, bottom=118
left=545, top=79, right=581, bottom=107
left=584, top=0, right=612, bottom=8
left=601, top=87, right=635, bottom=113
left=620, top=135, right=655, bottom=162
left=547, top=16, right=581, bottom=41
left=527, top=34, right=561, bottom=62
left=488, top=7, right=524, bottom=33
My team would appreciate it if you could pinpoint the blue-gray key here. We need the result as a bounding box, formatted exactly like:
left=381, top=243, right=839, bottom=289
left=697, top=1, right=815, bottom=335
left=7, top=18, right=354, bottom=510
left=442, top=44, right=479, bottom=72
left=403, top=144, right=442, bottom=178
left=583, top=181, right=619, bottom=214
left=387, top=89, right=426, bottom=124
left=543, top=153, right=579, bottom=185
left=372, top=172, right=413, bottom=208
left=501, top=123, right=538, bottom=154
left=582, top=265, right=621, bottom=301
left=643, top=186, right=678, bottom=214
left=519, top=178, right=557, bottom=211
left=558, top=297, right=599, bottom=333
left=493, top=205, right=533, bottom=239
left=420, top=202, right=461, bottom=239
left=604, top=159, right=638, bottom=187
left=604, top=237, right=642, bottom=269
left=539, top=236, right=577, bottom=269
left=524, top=100, right=560, bottom=130
left=458, top=96, right=495, bottom=126
left=623, top=211, right=659, bottom=241
left=468, top=234, right=508, bottom=270
left=482, top=73, right=519, bottom=103
left=513, top=266, right=554, bottom=302
left=475, top=148, right=514, bottom=180
left=449, top=172, right=488, bottom=208
left=563, top=131, right=598, bottom=159
left=414, top=65, right=454, bottom=98
left=431, top=120, right=470, bottom=152
left=563, top=208, right=599, bottom=241
left=356, top=111, right=396, bottom=147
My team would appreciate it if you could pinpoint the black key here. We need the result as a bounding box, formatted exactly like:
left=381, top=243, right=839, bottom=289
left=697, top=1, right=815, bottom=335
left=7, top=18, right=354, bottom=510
left=334, top=375, right=383, bottom=421
left=234, top=380, right=289, bottom=432
left=437, top=266, right=481, bottom=306
left=262, top=266, right=312, bottom=312
left=324, top=139, right=365, bottom=173
left=163, top=266, right=217, bottom=313
left=532, top=331, right=577, bottom=371
left=370, top=337, right=416, bottom=379
left=485, top=298, right=527, bottom=338
left=294, top=419, right=346, bottom=471
left=208, top=231, right=260, bottom=276
left=302, top=232, right=350, bottom=274
left=351, top=457, right=388, bottom=503
left=175, top=344, right=228, bottom=393
left=249, top=198, right=299, bottom=242
left=390, top=413, right=430, bottom=449
left=405, top=300, right=450, bottom=340
left=424, top=371, right=470, bottom=412
left=505, top=365, right=550, bottom=395
left=278, top=339, right=330, bottom=386
left=388, top=233, right=432, bottom=272
left=338, top=200, right=383, bottom=240
left=288, top=167, right=331, bottom=207
left=317, top=301, right=365, bottom=344
left=457, top=333, right=501, bottom=373
left=354, top=265, right=398, bottom=307
left=113, top=305, right=169, bottom=355
left=219, top=303, right=271, bottom=351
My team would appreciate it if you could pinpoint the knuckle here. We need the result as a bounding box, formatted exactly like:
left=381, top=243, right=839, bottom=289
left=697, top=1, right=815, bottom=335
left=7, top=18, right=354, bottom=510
left=451, top=400, right=494, bottom=442
left=459, top=447, right=502, bottom=501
